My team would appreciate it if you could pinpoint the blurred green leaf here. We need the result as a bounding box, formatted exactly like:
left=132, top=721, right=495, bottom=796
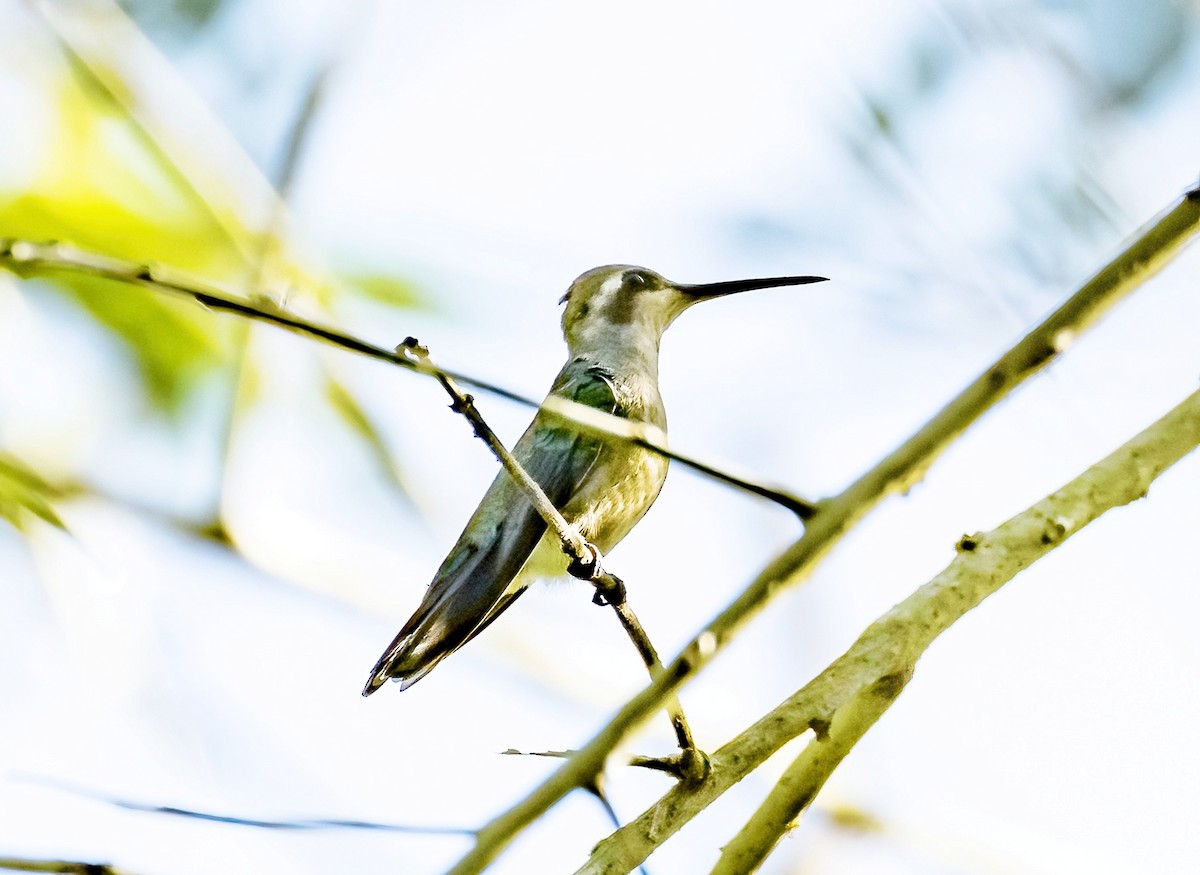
left=338, top=272, right=424, bottom=308
left=324, top=373, right=415, bottom=504
left=0, top=455, right=66, bottom=531
left=0, top=193, right=235, bottom=412
left=0, top=71, right=251, bottom=413
left=60, top=273, right=230, bottom=412
left=122, top=0, right=228, bottom=30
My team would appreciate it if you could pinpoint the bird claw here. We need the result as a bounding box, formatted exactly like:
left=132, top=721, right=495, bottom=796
left=567, top=542, right=603, bottom=580
left=566, top=544, right=627, bottom=606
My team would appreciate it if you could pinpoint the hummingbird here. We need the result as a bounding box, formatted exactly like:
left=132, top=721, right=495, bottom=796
left=363, top=265, right=826, bottom=696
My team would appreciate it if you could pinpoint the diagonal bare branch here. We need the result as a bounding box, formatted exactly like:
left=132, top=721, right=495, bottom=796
left=444, top=184, right=1200, bottom=875
left=583, top=383, right=1200, bottom=875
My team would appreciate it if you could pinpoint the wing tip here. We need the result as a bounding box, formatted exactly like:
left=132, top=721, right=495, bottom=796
left=361, top=670, right=389, bottom=698
left=362, top=643, right=404, bottom=697
left=362, top=638, right=434, bottom=697
left=361, top=666, right=427, bottom=697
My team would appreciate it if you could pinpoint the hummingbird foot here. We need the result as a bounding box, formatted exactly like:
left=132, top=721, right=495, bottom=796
left=566, top=543, right=628, bottom=606
left=566, top=541, right=603, bottom=579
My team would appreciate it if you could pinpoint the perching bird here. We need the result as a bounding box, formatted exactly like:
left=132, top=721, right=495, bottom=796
left=363, top=265, right=826, bottom=695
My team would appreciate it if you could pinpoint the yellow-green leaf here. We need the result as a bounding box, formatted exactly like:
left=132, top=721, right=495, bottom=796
left=338, top=272, right=424, bottom=309
left=0, top=455, right=66, bottom=531
left=324, top=373, right=415, bottom=504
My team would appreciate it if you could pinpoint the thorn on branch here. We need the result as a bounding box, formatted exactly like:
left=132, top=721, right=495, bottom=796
left=503, top=746, right=709, bottom=786
left=629, top=747, right=711, bottom=785
left=499, top=748, right=576, bottom=759
left=955, top=534, right=978, bottom=552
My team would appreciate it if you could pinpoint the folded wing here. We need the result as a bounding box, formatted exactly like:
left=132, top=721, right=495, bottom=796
left=362, top=359, right=623, bottom=694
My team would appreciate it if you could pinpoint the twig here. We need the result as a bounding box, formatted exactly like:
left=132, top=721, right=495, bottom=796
left=11, top=773, right=473, bottom=836
left=397, top=338, right=592, bottom=562
left=0, top=238, right=814, bottom=518
left=503, top=748, right=700, bottom=779
left=0, top=859, right=129, bottom=875
left=585, top=384, right=1200, bottom=874
left=398, top=339, right=705, bottom=778
left=604, top=599, right=705, bottom=780
left=445, top=185, right=1200, bottom=875
left=584, top=776, right=653, bottom=875
left=539, top=397, right=815, bottom=519
left=499, top=754, right=650, bottom=875
left=707, top=674, right=906, bottom=874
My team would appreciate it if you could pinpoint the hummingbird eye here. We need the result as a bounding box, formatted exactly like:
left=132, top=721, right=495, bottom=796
left=623, top=271, right=648, bottom=290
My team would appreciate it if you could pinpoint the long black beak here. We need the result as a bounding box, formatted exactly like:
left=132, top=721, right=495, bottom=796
left=675, top=274, right=828, bottom=299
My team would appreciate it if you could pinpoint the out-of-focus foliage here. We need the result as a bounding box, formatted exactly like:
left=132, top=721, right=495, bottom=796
left=338, top=272, right=424, bottom=309
left=119, top=0, right=228, bottom=33
left=0, top=454, right=65, bottom=531
left=0, top=70, right=247, bottom=412
left=324, top=372, right=416, bottom=502
left=0, top=6, right=422, bottom=436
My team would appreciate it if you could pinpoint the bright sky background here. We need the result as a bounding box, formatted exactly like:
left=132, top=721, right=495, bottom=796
left=2, top=0, right=1200, bottom=873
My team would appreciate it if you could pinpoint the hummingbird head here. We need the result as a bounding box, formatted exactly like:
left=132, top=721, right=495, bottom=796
left=558, top=265, right=827, bottom=358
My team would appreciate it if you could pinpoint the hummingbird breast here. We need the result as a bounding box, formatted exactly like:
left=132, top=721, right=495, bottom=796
left=514, top=360, right=670, bottom=586
left=562, top=366, right=669, bottom=553
left=567, top=442, right=669, bottom=553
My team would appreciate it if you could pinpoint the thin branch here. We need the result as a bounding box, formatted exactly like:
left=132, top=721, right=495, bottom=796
left=398, top=339, right=704, bottom=776
left=540, top=397, right=815, bottom=519
left=582, top=383, right=1200, bottom=874
left=601, top=599, right=707, bottom=781
left=502, top=748, right=698, bottom=779
left=12, top=774, right=473, bottom=836
left=0, top=859, right=130, bottom=875
left=0, top=239, right=812, bottom=517
left=445, top=185, right=1200, bottom=875
left=244, top=14, right=359, bottom=295
left=396, top=337, right=592, bottom=562
left=585, top=778, right=653, bottom=875
left=707, top=674, right=906, bottom=874
left=500, top=756, right=649, bottom=875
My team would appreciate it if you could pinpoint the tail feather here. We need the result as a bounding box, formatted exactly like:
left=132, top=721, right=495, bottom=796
left=362, top=516, right=544, bottom=696
left=362, top=630, right=446, bottom=696
left=363, top=377, right=614, bottom=696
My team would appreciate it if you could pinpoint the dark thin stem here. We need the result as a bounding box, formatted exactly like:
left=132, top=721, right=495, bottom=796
left=400, top=338, right=705, bottom=774
left=397, top=337, right=592, bottom=561
left=595, top=588, right=707, bottom=782
left=583, top=779, right=652, bottom=875
left=12, top=773, right=473, bottom=836
left=0, top=239, right=815, bottom=518
left=445, top=183, right=1200, bottom=875
left=0, top=859, right=128, bottom=875
left=610, top=601, right=693, bottom=751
